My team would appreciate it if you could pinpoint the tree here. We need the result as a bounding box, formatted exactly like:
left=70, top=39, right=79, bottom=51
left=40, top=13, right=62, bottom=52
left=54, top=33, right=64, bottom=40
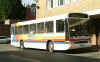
left=0, top=0, right=10, bottom=23
left=0, top=0, right=26, bottom=23
left=8, top=0, right=26, bottom=20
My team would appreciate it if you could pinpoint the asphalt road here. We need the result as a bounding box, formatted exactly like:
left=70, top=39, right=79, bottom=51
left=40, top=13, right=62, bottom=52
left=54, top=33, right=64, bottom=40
left=0, top=44, right=100, bottom=62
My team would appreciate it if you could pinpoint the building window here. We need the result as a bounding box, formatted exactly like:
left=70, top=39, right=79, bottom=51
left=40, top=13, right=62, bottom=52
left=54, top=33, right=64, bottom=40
left=65, top=0, right=70, bottom=4
left=70, top=0, right=80, bottom=3
left=51, top=0, right=53, bottom=8
left=31, top=8, right=36, bottom=16
left=65, top=0, right=81, bottom=5
left=47, top=0, right=80, bottom=9
left=58, top=0, right=65, bottom=6
left=47, top=0, right=54, bottom=8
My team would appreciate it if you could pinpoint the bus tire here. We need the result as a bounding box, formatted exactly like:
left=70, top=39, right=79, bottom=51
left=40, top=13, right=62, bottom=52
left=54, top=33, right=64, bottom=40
left=20, top=40, right=24, bottom=49
left=47, top=41, right=54, bottom=53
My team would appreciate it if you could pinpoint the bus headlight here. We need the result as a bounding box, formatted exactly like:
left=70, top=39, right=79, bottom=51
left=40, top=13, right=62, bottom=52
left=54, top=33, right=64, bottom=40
left=68, top=41, right=72, bottom=44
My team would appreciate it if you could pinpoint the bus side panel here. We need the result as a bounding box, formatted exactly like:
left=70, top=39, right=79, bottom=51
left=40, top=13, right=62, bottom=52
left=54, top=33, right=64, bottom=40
left=11, top=34, right=20, bottom=47
left=53, top=33, right=71, bottom=50
left=24, top=41, right=47, bottom=49
left=11, top=33, right=72, bottom=50
left=53, top=42, right=71, bottom=50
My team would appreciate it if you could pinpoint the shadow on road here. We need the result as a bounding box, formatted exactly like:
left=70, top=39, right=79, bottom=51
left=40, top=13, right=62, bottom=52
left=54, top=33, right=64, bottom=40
left=0, top=44, right=100, bottom=62
left=54, top=47, right=100, bottom=54
left=0, top=50, right=100, bottom=62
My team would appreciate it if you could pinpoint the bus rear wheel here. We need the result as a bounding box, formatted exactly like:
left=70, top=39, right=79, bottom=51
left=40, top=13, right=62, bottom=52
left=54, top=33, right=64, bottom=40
left=47, top=41, right=54, bottom=53
left=20, top=40, right=24, bottom=49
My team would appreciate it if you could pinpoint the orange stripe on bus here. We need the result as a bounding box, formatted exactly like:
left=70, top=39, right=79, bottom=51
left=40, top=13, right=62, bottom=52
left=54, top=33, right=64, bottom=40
left=22, top=39, right=66, bottom=42
left=54, top=39, right=66, bottom=41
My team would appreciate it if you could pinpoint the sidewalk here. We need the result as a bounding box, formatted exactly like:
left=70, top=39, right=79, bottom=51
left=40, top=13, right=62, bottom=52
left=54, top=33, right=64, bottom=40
left=0, top=44, right=19, bottom=52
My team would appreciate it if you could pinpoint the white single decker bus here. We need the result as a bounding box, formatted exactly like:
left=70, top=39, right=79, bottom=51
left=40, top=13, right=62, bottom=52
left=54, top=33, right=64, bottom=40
left=10, top=13, right=91, bottom=52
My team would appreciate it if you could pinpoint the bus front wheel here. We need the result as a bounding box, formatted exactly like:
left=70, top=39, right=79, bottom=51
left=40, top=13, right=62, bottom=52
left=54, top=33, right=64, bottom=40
left=47, top=41, right=54, bottom=53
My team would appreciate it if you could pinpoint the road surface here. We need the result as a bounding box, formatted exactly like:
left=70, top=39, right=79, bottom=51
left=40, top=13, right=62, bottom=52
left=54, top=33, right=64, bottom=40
left=0, top=44, right=100, bottom=62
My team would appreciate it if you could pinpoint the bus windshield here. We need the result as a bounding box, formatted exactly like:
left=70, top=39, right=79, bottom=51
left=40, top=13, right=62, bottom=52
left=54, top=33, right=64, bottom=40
left=68, top=18, right=89, bottom=36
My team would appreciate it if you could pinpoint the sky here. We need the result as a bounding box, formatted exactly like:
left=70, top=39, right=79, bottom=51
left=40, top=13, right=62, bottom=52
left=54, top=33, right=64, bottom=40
left=21, top=0, right=36, bottom=7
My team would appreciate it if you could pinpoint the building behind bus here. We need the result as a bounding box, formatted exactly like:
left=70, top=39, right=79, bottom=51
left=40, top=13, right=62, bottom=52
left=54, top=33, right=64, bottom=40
left=10, top=0, right=100, bottom=48
left=28, top=0, right=99, bottom=48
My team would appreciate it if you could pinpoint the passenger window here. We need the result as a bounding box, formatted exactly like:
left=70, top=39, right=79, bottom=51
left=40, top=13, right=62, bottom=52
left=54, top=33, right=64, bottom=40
left=45, top=21, right=53, bottom=33
left=30, top=24, right=36, bottom=34
left=23, top=25, right=29, bottom=34
left=37, top=23, right=44, bottom=33
left=17, top=26, right=23, bottom=34
left=56, top=20, right=64, bottom=32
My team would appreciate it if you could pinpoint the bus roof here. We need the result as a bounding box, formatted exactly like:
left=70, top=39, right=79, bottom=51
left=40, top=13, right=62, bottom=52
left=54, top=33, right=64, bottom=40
left=13, top=13, right=88, bottom=27
left=14, top=13, right=68, bottom=26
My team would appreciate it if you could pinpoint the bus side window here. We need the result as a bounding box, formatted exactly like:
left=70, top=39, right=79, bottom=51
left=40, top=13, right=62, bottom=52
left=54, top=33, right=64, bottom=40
left=45, top=21, right=53, bottom=33
left=23, top=25, right=29, bottom=34
left=30, top=24, right=36, bottom=34
left=37, top=23, right=44, bottom=33
left=17, top=26, right=23, bottom=34
left=56, top=20, right=64, bottom=32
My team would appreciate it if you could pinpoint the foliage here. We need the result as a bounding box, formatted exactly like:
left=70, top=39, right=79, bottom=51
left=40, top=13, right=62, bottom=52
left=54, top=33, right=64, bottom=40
left=0, top=0, right=26, bottom=23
